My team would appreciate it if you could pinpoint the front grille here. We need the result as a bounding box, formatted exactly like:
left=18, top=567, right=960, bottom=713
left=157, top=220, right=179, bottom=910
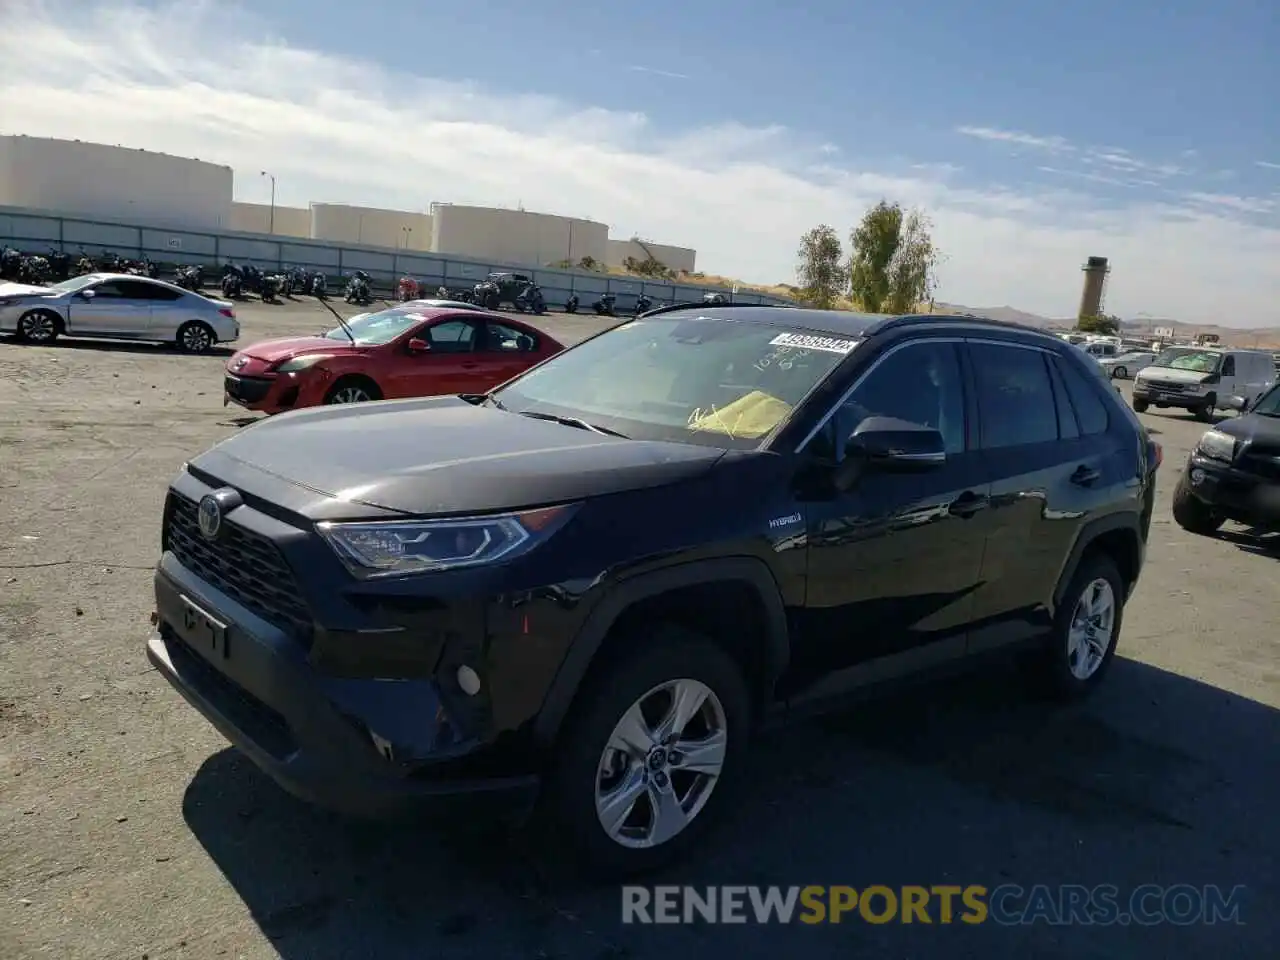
left=224, top=374, right=273, bottom=403
left=166, top=492, right=313, bottom=642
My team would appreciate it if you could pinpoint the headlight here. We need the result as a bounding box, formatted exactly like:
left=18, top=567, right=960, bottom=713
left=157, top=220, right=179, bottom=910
left=317, top=504, right=577, bottom=577
left=274, top=354, right=333, bottom=373
left=1196, top=429, right=1236, bottom=462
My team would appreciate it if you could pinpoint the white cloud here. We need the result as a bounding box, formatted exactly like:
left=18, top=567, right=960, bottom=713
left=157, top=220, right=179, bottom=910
left=956, top=126, right=1075, bottom=153
left=1258, top=161, right=1280, bottom=171
left=2, top=0, right=1279, bottom=325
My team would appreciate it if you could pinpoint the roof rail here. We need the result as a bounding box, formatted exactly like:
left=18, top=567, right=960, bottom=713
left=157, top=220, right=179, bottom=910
left=637, top=301, right=796, bottom=318
left=867, top=311, right=1049, bottom=337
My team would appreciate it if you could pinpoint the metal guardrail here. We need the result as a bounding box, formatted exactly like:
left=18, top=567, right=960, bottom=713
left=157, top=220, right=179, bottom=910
left=0, top=205, right=793, bottom=310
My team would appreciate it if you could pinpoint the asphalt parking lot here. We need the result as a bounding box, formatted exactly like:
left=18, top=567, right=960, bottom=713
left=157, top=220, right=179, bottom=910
left=2, top=297, right=1277, bottom=959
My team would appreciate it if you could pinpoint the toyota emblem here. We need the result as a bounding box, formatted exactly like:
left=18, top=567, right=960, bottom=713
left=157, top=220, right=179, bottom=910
left=197, top=495, right=222, bottom=540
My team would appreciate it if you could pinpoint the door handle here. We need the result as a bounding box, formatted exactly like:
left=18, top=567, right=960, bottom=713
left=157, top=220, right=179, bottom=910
left=948, top=491, right=989, bottom=518
left=1070, top=465, right=1101, bottom=487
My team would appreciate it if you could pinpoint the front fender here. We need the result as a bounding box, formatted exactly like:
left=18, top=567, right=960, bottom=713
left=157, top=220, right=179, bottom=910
left=531, top=556, right=790, bottom=748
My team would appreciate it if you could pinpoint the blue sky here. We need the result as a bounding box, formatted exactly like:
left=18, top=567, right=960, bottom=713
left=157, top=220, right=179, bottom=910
left=4, top=0, right=1279, bottom=323
left=271, top=0, right=1279, bottom=200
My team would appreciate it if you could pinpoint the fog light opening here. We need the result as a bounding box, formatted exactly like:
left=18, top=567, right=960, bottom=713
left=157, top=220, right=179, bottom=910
left=456, top=665, right=481, bottom=697
left=1190, top=468, right=1206, bottom=485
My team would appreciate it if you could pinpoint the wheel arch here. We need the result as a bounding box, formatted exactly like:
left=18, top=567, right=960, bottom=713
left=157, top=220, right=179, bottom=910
left=532, top=557, right=790, bottom=749
left=1052, top=514, right=1143, bottom=610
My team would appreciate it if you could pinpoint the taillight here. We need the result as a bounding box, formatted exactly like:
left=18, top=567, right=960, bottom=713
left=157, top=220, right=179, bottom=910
left=218, top=307, right=235, bottom=318
left=1150, top=441, right=1163, bottom=470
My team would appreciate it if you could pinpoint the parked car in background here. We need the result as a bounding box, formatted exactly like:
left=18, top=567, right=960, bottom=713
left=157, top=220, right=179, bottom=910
left=1173, top=382, right=1280, bottom=535
left=153, top=304, right=1159, bottom=876
left=1132, top=346, right=1275, bottom=420
left=223, top=305, right=563, bottom=414
left=0, top=273, right=238, bottom=353
left=1098, top=350, right=1155, bottom=379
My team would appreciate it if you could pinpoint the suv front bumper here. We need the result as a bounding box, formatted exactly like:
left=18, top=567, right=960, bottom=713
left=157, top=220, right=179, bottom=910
left=1180, top=452, right=1280, bottom=526
left=148, top=556, right=539, bottom=821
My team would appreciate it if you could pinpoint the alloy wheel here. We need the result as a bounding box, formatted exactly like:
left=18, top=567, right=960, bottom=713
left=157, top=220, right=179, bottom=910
left=594, top=678, right=727, bottom=850
left=180, top=324, right=212, bottom=353
left=1067, top=577, right=1115, bottom=680
left=20, top=313, right=56, bottom=342
left=328, top=386, right=372, bottom=403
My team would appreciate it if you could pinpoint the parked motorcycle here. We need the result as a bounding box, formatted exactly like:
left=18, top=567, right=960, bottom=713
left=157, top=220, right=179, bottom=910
left=635, top=294, right=653, bottom=315
left=74, top=253, right=95, bottom=275
left=311, top=272, right=327, bottom=298
left=261, top=274, right=282, bottom=303
left=593, top=293, right=616, bottom=316
left=48, top=249, right=70, bottom=281
left=220, top=264, right=244, bottom=298
left=564, top=293, right=579, bottom=314
left=345, top=270, right=372, bottom=305
left=174, top=265, right=204, bottom=291
left=512, top=282, right=547, bottom=315
left=397, top=276, right=420, bottom=302
left=0, top=246, right=22, bottom=280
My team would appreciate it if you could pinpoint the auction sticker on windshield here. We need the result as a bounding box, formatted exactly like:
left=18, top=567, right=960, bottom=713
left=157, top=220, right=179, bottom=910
left=769, top=332, right=858, bottom=354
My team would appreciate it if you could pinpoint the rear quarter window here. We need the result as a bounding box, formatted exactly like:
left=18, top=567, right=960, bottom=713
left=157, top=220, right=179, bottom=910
left=1053, top=353, right=1111, bottom=436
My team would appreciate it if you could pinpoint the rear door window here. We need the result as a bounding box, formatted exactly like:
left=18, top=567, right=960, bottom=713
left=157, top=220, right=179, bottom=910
left=1054, top=353, right=1111, bottom=436
left=969, top=342, right=1060, bottom=449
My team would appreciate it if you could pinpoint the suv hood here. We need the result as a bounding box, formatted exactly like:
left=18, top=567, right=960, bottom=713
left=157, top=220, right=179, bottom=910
left=1136, top=366, right=1215, bottom=384
left=239, top=336, right=361, bottom=362
left=190, top=396, right=728, bottom=518
left=1210, top=411, right=1280, bottom=446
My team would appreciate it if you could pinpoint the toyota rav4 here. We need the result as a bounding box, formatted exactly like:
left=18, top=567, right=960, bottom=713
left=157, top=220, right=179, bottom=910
left=148, top=304, right=1160, bottom=876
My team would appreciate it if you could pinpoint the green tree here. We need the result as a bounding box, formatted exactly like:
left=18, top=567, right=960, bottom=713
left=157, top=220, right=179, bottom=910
left=1077, top=314, right=1120, bottom=335
left=795, top=224, right=844, bottom=308
left=847, top=201, right=940, bottom=313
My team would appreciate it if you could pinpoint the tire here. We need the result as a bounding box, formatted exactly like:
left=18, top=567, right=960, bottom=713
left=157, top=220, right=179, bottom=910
left=1113, top=366, right=1127, bottom=379
left=15, top=309, right=61, bottom=344
left=541, top=624, right=751, bottom=878
left=1172, top=479, right=1224, bottom=535
left=1132, top=398, right=1149, bottom=413
left=175, top=321, right=215, bottom=354
left=1195, top=394, right=1217, bottom=422
left=323, top=377, right=382, bottom=405
left=1033, top=552, right=1126, bottom=700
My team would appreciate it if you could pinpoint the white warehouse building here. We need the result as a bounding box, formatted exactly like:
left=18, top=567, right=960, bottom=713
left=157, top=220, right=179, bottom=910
left=431, top=203, right=608, bottom=268
left=0, top=135, right=233, bottom=231
left=0, top=136, right=698, bottom=270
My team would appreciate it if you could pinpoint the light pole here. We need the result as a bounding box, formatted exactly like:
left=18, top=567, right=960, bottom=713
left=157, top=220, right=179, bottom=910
left=260, top=171, right=276, bottom=234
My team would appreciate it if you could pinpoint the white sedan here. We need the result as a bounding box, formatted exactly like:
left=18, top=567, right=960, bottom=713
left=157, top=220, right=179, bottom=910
left=0, top=273, right=239, bottom=353
left=1097, top=350, right=1155, bottom=379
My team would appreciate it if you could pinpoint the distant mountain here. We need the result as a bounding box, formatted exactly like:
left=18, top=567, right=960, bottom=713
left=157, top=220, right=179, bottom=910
left=932, top=303, right=1057, bottom=328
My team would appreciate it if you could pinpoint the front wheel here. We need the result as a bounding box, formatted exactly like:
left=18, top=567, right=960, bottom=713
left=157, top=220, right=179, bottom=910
left=16, top=309, right=61, bottom=344
left=324, top=378, right=382, bottom=405
left=1195, top=397, right=1217, bottom=422
left=541, top=625, right=750, bottom=878
left=1132, top=397, right=1149, bottom=413
left=1172, top=479, right=1224, bottom=535
left=1113, top=366, right=1127, bottom=379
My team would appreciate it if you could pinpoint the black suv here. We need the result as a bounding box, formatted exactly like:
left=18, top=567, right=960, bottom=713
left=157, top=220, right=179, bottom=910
left=148, top=305, right=1160, bottom=875
left=472, top=272, right=532, bottom=310
left=1173, top=383, right=1280, bottom=534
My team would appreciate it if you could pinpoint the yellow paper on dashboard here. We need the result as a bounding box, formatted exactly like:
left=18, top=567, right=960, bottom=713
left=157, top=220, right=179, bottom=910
left=687, top=391, right=792, bottom=439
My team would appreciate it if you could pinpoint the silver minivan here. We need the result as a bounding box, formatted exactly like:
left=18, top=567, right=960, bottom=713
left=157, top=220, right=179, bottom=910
left=1132, top=346, right=1275, bottom=420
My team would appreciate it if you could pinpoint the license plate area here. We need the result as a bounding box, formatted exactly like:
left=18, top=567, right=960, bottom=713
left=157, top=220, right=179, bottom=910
left=180, top=594, right=230, bottom=660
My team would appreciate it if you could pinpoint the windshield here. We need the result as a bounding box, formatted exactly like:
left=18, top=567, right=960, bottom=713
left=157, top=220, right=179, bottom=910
left=325, top=309, right=423, bottom=344
left=493, top=316, right=858, bottom=448
left=1250, top=385, right=1280, bottom=418
left=44, top=275, right=101, bottom=293
left=1152, top=348, right=1222, bottom=373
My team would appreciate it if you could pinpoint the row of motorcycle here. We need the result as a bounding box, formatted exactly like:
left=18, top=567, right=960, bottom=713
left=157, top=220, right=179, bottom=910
left=0, top=246, right=159, bottom=284
left=214, top=264, right=333, bottom=302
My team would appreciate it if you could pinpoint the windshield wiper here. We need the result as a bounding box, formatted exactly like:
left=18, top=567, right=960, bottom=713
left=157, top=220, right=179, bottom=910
left=519, top=410, right=628, bottom=438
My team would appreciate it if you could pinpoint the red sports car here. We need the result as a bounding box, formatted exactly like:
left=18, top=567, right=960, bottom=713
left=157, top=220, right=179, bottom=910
left=223, top=306, right=564, bottom=414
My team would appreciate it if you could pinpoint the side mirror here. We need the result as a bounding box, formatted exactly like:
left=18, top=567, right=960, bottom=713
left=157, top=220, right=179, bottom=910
left=80, top=289, right=96, bottom=300
left=1225, top=395, right=1249, bottom=413
left=407, top=337, right=431, bottom=353
left=834, top=416, right=945, bottom=490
